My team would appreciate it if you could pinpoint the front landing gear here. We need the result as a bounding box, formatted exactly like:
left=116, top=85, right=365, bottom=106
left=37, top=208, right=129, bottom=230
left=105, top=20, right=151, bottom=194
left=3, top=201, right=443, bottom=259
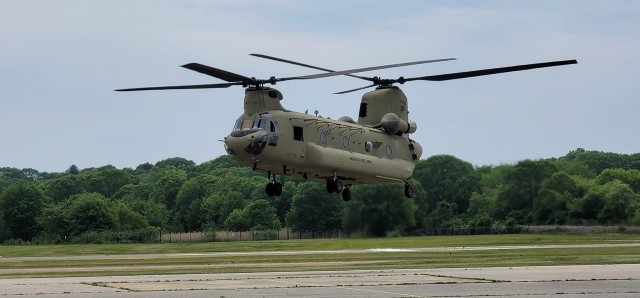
left=265, top=171, right=282, bottom=197
left=265, top=181, right=282, bottom=197
left=404, top=183, right=414, bottom=198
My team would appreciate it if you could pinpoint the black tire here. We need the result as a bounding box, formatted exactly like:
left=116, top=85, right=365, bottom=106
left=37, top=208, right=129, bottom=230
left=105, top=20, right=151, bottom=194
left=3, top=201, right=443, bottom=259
left=274, top=182, right=283, bottom=196
left=326, top=179, right=336, bottom=193
left=404, top=183, right=414, bottom=198
left=265, top=182, right=275, bottom=197
left=341, top=187, right=351, bottom=202
left=334, top=179, right=343, bottom=193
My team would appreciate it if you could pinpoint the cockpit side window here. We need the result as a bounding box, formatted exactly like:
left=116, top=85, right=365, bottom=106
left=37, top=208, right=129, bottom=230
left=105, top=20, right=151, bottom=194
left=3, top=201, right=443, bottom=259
left=270, top=121, right=279, bottom=133
left=241, top=119, right=253, bottom=130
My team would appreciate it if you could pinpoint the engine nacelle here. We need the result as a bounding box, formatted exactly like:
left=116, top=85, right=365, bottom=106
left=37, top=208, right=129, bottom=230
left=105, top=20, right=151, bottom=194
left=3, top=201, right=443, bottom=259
left=380, top=113, right=416, bottom=135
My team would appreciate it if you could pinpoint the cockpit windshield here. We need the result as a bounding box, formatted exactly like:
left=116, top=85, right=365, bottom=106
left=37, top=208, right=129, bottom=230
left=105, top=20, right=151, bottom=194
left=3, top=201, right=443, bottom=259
left=232, top=114, right=276, bottom=137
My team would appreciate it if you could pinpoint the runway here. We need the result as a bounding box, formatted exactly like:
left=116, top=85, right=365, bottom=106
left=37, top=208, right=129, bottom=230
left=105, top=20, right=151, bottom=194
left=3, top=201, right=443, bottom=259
left=1, top=264, right=639, bottom=297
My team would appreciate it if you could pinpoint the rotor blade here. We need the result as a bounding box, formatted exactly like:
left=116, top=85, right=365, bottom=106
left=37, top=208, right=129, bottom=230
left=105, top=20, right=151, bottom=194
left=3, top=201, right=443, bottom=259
left=277, top=58, right=457, bottom=82
left=334, top=84, right=378, bottom=95
left=407, top=59, right=577, bottom=82
left=182, top=63, right=252, bottom=82
left=115, top=82, right=240, bottom=92
left=250, top=53, right=372, bottom=81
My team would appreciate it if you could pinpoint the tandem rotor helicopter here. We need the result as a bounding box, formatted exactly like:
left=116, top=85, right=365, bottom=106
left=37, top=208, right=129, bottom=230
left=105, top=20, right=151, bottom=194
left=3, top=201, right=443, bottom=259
left=116, top=54, right=577, bottom=201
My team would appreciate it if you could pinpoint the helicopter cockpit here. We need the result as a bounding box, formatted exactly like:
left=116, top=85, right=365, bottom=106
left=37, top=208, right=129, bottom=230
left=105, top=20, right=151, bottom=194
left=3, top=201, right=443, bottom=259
left=231, top=113, right=279, bottom=137
left=227, top=113, right=279, bottom=156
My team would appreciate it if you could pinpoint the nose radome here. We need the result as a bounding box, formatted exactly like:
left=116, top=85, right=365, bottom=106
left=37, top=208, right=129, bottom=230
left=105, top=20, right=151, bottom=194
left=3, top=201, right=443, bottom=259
left=224, top=135, right=246, bottom=156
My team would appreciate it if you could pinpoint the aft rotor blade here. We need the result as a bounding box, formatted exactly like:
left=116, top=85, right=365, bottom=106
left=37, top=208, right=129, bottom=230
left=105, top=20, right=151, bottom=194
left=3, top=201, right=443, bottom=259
left=182, top=63, right=252, bottom=83
left=407, top=59, right=577, bottom=82
left=277, top=58, right=457, bottom=82
left=250, top=53, right=372, bottom=81
left=334, top=84, right=378, bottom=94
left=115, top=82, right=240, bottom=92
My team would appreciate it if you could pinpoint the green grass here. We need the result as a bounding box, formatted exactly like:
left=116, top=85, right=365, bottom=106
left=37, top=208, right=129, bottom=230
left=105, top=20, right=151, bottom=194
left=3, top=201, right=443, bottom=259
left=2, top=234, right=639, bottom=257
left=1, top=234, right=639, bottom=278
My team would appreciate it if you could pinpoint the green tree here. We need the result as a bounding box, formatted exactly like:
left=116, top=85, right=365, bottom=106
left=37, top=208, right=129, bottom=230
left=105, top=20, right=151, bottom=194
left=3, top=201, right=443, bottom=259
left=0, top=182, right=47, bottom=240
left=243, top=199, right=281, bottom=230
left=532, top=188, right=570, bottom=224
left=41, top=193, right=117, bottom=236
left=172, top=174, right=218, bottom=231
left=465, top=192, right=497, bottom=227
left=342, top=183, right=415, bottom=236
left=150, top=168, right=187, bottom=209
left=286, top=182, right=344, bottom=232
left=597, top=181, right=640, bottom=223
left=596, top=168, right=640, bottom=193
left=413, top=155, right=480, bottom=214
left=155, top=157, right=196, bottom=170
left=495, top=159, right=558, bottom=222
left=201, top=191, right=244, bottom=229
left=42, top=174, right=85, bottom=202
left=423, top=201, right=460, bottom=229
left=224, top=209, right=249, bottom=231
left=114, top=202, right=149, bottom=231
left=81, top=165, right=135, bottom=198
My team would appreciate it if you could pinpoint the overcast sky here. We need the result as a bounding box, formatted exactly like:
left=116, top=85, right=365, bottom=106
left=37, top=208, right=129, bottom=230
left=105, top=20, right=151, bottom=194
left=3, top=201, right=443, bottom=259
left=1, top=0, right=638, bottom=172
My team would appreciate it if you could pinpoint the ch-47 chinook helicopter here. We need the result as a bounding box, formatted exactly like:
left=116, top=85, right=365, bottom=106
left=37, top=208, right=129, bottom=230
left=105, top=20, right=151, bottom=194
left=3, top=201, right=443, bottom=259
left=116, top=54, right=577, bottom=201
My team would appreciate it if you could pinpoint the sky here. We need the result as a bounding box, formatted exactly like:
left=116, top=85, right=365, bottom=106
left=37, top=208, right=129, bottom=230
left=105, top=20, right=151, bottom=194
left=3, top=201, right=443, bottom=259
left=1, top=0, right=639, bottom=173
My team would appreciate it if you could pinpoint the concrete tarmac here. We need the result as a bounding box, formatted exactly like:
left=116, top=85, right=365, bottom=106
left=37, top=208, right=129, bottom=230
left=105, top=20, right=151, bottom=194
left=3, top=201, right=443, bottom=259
left=1, top=264, right=639, bottom=297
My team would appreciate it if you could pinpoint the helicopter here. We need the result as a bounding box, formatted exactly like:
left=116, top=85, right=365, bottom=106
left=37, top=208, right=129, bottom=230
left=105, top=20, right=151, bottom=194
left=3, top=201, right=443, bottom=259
left=116, top=55, right=577, bottom=201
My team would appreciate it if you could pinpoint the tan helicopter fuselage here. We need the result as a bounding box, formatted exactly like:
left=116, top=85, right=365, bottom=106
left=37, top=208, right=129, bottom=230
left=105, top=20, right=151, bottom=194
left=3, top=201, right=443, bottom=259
left=224, top=87, right=422, bottom=185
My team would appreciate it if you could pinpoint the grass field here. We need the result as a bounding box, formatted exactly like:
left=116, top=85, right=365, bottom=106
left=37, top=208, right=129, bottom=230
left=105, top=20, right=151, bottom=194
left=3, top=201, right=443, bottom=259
left=1, top=234, right=639, bottom=278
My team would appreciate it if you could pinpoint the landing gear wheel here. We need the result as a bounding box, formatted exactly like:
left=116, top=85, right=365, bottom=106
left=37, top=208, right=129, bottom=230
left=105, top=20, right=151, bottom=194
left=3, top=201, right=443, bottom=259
left=341, top=186, right=352, bottom=202
left=334, top=179, right=344, bottom=193
left=265, top=181, right=283, bottom=197
left=265, top=182, right=276, bottom=197
left=326, top=179, right=336, bottom=193
left=274, top=182, right=283, bottom=196
left=404, top=183, right=414, bottom=198
left=326, top=178, right=343, bottom=194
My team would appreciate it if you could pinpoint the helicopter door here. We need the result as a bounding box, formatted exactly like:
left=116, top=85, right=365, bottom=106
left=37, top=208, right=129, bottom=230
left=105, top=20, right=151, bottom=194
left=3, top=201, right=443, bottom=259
left=290, top=120, right=306, bottom=161
left=268, top=120, right=279, bottom=146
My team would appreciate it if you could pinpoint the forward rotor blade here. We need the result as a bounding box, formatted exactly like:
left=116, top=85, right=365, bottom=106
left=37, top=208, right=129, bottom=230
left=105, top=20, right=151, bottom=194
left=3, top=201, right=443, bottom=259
left=115, top=82, right=240, bottom=92
left=182, top=63, right=252, bottom=83
left=334, top=84, right=378, bottom=94
left=277, top=58, right=457, bottom=82
left=407, top=59, right=577, bottom=82
left=250, top=53, right=372, bottom=81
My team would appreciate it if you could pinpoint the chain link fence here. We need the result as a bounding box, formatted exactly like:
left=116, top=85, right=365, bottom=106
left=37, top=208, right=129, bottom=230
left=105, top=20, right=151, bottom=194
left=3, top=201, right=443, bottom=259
left=2, top=225, right=639, bottom=245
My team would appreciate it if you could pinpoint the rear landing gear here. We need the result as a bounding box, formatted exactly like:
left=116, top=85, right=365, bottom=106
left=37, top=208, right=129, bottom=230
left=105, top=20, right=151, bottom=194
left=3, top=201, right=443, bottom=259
left=341, top=186, right=352, bottom=202
left=327, top=178, right=351, bottom=201
left=326, top=178, right=343, bottom=194
left=404, top=183, right=414, bottom=198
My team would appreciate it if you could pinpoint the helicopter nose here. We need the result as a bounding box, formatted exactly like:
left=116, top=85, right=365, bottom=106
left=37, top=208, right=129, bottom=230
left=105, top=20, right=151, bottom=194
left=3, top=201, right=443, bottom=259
left=224, top=133, right=268, bottom=156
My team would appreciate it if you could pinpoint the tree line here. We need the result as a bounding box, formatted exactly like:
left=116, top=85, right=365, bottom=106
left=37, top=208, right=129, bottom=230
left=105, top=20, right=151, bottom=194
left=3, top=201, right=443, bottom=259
left=1, top=148, right=640, bottom=242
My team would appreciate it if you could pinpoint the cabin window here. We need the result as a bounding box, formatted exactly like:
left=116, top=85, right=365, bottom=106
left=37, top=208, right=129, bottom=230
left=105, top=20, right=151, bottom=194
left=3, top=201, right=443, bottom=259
left=359, top=103, right=368, bottom=117
left=293, top=126, right=303, bottom=141
left=385, top=145, right=393, bottom=157
left=342, top=136, right=350, bottom=148
left=320, top=131, right=328, bottom=145
left=365, top=141, right=373, bottom=152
